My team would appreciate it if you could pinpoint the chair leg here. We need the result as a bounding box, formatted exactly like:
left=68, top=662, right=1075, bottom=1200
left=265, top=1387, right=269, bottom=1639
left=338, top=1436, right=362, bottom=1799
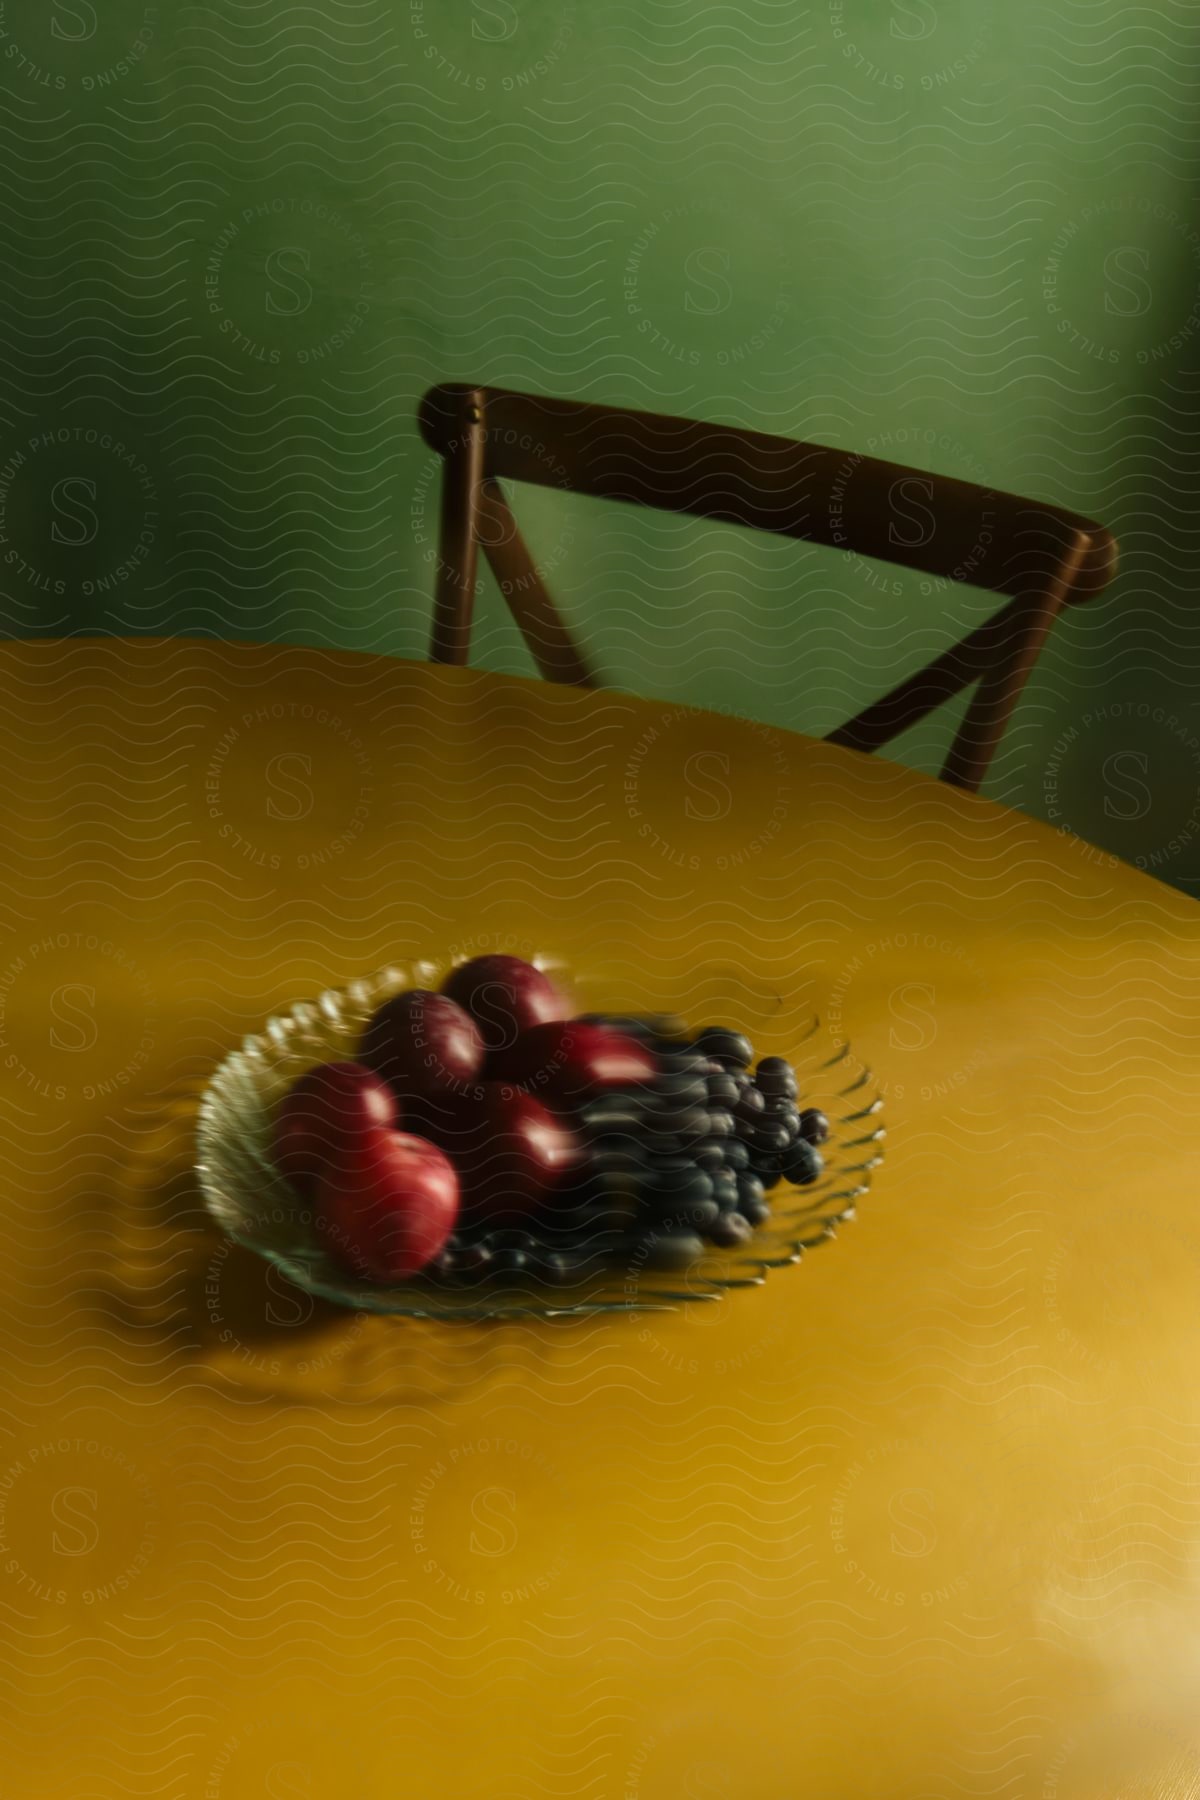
left=940, top=532, right=1091, bottom=791
left=429, top=391, right=486, bottom=666
left=477, top=478, right=597, bottom=688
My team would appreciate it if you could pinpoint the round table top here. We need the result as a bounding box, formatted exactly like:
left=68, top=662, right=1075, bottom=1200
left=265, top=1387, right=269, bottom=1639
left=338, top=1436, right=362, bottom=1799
left=2, top=636, right=1199, bottom=1798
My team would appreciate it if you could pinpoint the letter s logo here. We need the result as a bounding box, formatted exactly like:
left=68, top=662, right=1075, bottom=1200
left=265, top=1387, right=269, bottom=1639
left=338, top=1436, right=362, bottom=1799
left=1102, top=749, right=1152, bottom=820
left=472, top=0, right=520, bottom=41
left=51, top=0, right=99, bottom=41
left=50, top=984, right=98, bottom=1053
left=266, top=1763, right=312, bottom=1800
left=265, top=247, right=313, bottom=317
left=889, top=1487, right=937, bottom=1558
left=683, top=750, right=732, bottom=822
left=469, top=1486, right=519, bottom=1557
left=474, top=499, right=516, bottom=551
left=265, top=1264, right=314, bottom=1328
left=887, top=981, right=937, bottom=1053
left=891, top=0, right=938, bottom=41
left=684, top=246, right=733, bottom=317
left=52, top=1487, right=100, bottom=1556
left=1104, top=246, right=1152, bottom=319
left=50, top=476, right=100, bottom=547
left=265, top=752, right=314, bottom=821
left=467, top=980, right=520, bottom=1052
left=888, top=476, right=936, bottom=550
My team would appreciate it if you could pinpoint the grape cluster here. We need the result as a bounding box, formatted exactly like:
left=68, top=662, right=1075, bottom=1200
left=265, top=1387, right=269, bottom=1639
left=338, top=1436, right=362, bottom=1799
left=427, top=1015, right=829, bottom=1287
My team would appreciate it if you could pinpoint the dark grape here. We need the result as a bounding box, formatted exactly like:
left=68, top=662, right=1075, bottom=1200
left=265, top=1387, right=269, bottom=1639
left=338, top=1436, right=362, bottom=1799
left=733, top=1085, right=766, bottom=1124
left=649, top=1133, right=709, bottom=1162
left=645, top=1162, right=714, bottom=1208
left=705, top=1071, right=741, bottom=1108
left=637, top=1231, right=706, bottom=1271
left=736, top=1172, right=766, bottom=1213
left=797, top=1108, right=830, bottom=1146
left=710, top=1169, right=740, bottom=1211
left=749, top=1119, right=792, bottom=1157
left=588, top=1141, right=648, bottom=1177
left=481, top=1229, right=539, bottom=1278
left=692, top=1027, right=753, bottom=1069
left=644, top=1152, right=694, bottom=1178
left=487, top=1228, right=538, bottom=1251
left=762, top=1100, right=800, bottom=1144
left=427, top=1246, right=459, bottom=1283
left=649, top=1104, right=710, bottom=1140
left=490, top=1247, right=533, bottom=1276
left=654, top=1071, right=709, bottom=1109
left=530, top=1249, right=579, bottom=1285
left=708, top=1210, right=753, bottom=1248
left=739, top=1193, right=771, bottom=1228
left=782, top=1140, right=824, bottom=1186
left=455, top=1242, right=494, bottom=1280
left=722, top=1140, right=750, bottom=1172
left=707, top=1109, right=736, bottom=1139
left=660, top=1198, right=721, bottom=1235
left=581, top=1091, right=650, bottom=1125
left=756, top=1056, right=797, bottom=1100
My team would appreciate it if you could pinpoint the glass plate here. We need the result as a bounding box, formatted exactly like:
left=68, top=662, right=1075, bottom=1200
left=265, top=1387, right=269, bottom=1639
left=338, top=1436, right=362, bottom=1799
left=196, top=960, right=886, bottom=1321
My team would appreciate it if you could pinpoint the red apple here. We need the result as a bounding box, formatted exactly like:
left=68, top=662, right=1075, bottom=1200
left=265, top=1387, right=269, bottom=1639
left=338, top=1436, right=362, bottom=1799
left=315, top=1124, right=459, bottom=1283
left=359, top=989, right=484, bottom=1102
left=488, top=1020, right=657, bottom=1104
left=273, top=1061, right=396, bottom=1192
left=420, top=1086, right=582, bottom=1227
left=440, top=955, right=566, bottom=1053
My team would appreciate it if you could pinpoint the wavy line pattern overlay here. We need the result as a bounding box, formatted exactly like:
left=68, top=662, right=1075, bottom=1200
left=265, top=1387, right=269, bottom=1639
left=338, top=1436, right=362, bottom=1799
left=2, top=5, right=1200, bottom=1797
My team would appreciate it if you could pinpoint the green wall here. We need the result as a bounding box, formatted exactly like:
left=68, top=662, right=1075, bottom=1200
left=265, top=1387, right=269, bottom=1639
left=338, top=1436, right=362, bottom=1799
left=3, top=1, right=1199, bottom=892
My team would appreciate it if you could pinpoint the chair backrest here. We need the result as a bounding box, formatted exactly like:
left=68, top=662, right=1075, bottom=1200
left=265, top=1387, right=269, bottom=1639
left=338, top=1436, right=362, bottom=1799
left=418, top=382, right=1118, bottom=790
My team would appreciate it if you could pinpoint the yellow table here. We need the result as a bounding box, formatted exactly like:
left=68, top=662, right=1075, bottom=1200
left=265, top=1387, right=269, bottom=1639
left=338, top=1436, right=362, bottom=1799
left=2, top=637, right=1199, bottom=1798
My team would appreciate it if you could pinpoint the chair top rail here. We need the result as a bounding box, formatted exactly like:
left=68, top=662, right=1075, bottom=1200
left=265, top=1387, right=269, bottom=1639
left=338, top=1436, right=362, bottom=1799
left=419, top=383, right=1118, bottom=602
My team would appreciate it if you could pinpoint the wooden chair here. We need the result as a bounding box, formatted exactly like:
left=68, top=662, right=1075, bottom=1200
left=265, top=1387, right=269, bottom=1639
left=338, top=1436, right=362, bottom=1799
left=417, top=383, right=1118, bottom=792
